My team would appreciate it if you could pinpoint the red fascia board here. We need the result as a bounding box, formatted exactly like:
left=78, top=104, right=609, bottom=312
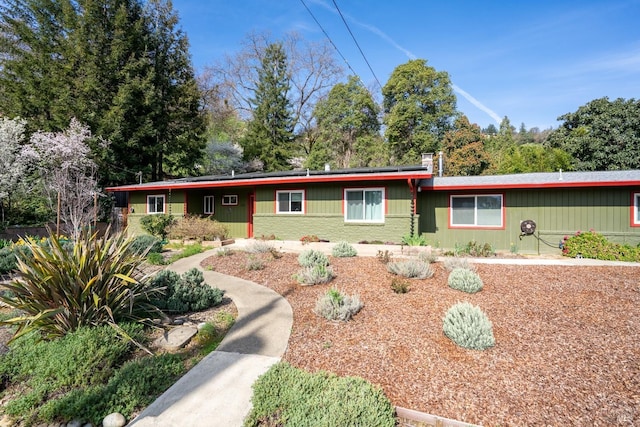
left=106, top=171, right=433, bottom=192
left=421, top=180, right=640, bottom=191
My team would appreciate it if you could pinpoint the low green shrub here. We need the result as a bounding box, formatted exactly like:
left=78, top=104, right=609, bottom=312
left=401, top=233, right=427, bottom=246
left=443, top=257, right=475, bottom=272
left=0, top=246, right=24, bottom=275
left=387, top=258, right=433, bottom=279
left=0, top=239, right=12, bottom=249
left=146, top=252, right=165, bottom=265
left=448, top=268, right=483, bottom=293
left=38, top=352, right=186, bottom=425
left=168, top=215, right=228, bottom=242
left=129, top=234, right=163, bottom=255
left=443, top=302, right=495, bottom=350
left=166, top=243, right=204, bottom=264
left=298, top=249, right=329, bottom=267
left=140, top=214, right=176, bottom=240
left=331, top=241, right=357, bottom=257
left=151, top=268, right=224, bottom=314
left=314, top=287, right=362, bottom=321
left=390, top=277, right=410, bottom=294
left=0, top=324, right=144, bottom=423
left=294, top=264, right=335, bottom=285
left=245, top=362, right=395, bottom=427
left=561, top=230, right=640, bottom=261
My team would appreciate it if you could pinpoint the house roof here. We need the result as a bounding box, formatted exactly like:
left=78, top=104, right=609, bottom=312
left=420, top=169, right=640, bottom=190
left=105, top=165, right=433, bottom=192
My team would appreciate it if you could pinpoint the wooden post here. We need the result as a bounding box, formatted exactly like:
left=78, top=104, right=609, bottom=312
left=94, top=192, right=98, bottom=229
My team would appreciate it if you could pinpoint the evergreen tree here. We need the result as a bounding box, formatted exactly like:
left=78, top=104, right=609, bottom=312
left=240, top=43, right=295, bottom=172
left=382, top=59, right=457, bottom=164
left=441, top=116, right=491, bottom=176
left=310, top=76, right=383, bottom=169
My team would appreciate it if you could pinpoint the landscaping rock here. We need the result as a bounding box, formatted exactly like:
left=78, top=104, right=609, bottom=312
left=154, top=325, right=198, bottom=350
left=66, top=420, right=83, bottom=427
left=102, top=412, right=126, bottom=427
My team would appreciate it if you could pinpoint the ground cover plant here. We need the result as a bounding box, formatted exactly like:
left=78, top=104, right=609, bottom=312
left=202, top=251, right=640, bottom=426
left=244, top=362, right=395, bottom=427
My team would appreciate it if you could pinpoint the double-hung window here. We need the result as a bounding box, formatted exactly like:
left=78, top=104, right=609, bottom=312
left=204, top=195, right=215, bottom=214
left=277, top=190, right=304, bottom=214
left=344, top=188, right=384, bottom=223
left=147, top=195, right=165, bottom=214
left=633, top=192, right=640, bottom=226
left=450, top=194, right=503, bottom=228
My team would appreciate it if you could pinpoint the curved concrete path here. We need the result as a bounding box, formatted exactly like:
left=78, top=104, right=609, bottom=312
left=129, top=250, right=293, bottom=427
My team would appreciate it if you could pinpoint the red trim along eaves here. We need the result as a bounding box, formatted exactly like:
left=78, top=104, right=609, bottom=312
left=422, top=180, right=640, bottom=191
left=106, top=172, right=433, bottom=192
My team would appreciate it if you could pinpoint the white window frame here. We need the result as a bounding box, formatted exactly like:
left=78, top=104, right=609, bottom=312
left=449, top=194, right=504, bottom=228
left=204, top=195, right=215, bottom=215
left=222, top=194, right=238, bottom=206
left=344, top=187, right=385, bottom=223
left=633, top=192, right=640, bottom=226
left=147, top=194, right=165, bottom=214
left=276, top=190, right=305, bottom=214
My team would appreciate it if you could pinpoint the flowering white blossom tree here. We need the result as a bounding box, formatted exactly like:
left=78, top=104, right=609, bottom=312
left=24, top=118, right=106, bottom=240
left=0, top=117, right=29, bottom=224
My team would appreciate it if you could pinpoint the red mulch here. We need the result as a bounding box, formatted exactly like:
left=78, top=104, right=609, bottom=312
left=201, top=250, right=640, bottom=426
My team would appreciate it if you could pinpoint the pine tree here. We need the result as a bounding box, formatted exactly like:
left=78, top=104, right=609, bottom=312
left=240, top=43, right=295, bottom=172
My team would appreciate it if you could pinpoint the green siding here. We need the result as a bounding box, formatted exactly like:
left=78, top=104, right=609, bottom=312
left=186, top=189, right=252, bottom=238
left=127, top=190, right=186, bottom=236
left=253, top=182, right=416, bottom=242
left=419, top=187, right=640, bottom=254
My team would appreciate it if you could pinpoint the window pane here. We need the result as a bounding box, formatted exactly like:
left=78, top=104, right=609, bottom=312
left=636, top=195, right=640, bottom=222
left=364, top=190, right=382, bottom=220
left=346, top=191, right=363, bottom=220
left=477, top=195, right=502, bottom=226
left=148, top=197, right=155, bottom=213
left=452, top=197, right=474, bottom=224
left=291, top=192, right=302, bottom=212
left=278, top=193, right=289, bottom=212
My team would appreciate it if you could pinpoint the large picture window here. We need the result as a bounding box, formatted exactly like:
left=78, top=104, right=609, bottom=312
left=344, top=188, right=384, bottom=223
left=450, top=194, right=503, bottom=228
left=147, top=195, right=165, bottom=214
left=204, top=195, right=215, bottom=214
left=633, top=192, right=640, bottom=226
left=276, top=190, right=304, bottom=214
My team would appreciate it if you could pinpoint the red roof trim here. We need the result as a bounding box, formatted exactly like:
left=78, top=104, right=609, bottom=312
left=106, top=171, right=432, bottom=192
left=422, top=180, right=640, bottom=191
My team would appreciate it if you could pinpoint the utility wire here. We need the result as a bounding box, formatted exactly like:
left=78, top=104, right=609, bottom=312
left=331, top=0, right=383, bottom=90
left=298, top=0, right=359, bottom=79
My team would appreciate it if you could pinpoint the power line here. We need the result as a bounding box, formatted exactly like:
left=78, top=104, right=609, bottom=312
left=298, top=0, right=359, bottom=79
left=331, top=0, right=382, bottom=90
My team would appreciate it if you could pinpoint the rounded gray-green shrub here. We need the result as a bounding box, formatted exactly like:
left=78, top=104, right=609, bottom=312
left=314, top=287, right=363, bottom=321
left=443, top=302, right=495, bottom=350
left=151, top=268, right=224, bottom=313
left=298, top=249, right=329, bottom=267
left=331, top=241, right=357, bottom=257
left=387, top=258, right=433, bottom=279
left=294, top=264, right=335, bottom=285
left=129, top=234, right=163, bottom=255
left=448, top=268, right=483, bottom=293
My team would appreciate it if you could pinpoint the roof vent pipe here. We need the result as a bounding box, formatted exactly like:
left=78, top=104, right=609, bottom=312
left=558, top=169, right=563, bottom=180
left=324, top=163, right=330, bottom=172
left=438, top=151, right=443, bottom=177
left=232, top=170, right=235, bottom=177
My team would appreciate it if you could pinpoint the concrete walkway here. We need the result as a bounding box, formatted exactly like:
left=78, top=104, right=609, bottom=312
left=129, top=250, right=293, bottom=427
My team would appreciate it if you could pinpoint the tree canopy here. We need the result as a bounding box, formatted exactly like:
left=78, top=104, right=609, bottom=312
left=0, top=0, right=206, bottom=185
left=382, top=59, right=457, bottom=165
left=441, top=116, right=491, bottom=176
left=546, top=97, right=640, bottom=171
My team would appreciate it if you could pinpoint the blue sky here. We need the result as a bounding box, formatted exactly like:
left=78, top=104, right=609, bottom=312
left=171, top=0, right=640, bottom=131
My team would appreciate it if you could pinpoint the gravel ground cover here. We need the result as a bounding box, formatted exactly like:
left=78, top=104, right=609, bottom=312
left=202, top=250, right=640, bottom=426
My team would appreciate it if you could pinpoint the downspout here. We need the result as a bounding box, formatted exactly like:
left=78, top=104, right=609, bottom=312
left=407, top=179, right=418, bottom=237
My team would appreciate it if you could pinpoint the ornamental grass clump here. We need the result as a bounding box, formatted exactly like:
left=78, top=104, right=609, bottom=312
left=443, top=302, right=495, bottom=350
left=387, top=257, right=433, bottom=279
left=294, top=264, right=335, bottom=286
left=298, top=249, right=329, bottom=267
left=314, top=287, right=363, bottom=321
left=448, top=268, right=483, bottom=293
left=167, top=215, right=228, bottom=242
left=331, top=241, right=357, bottom=257
left=0, top=230, right=163, bottom=343
left=443, top=256, right=476, bottom=272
